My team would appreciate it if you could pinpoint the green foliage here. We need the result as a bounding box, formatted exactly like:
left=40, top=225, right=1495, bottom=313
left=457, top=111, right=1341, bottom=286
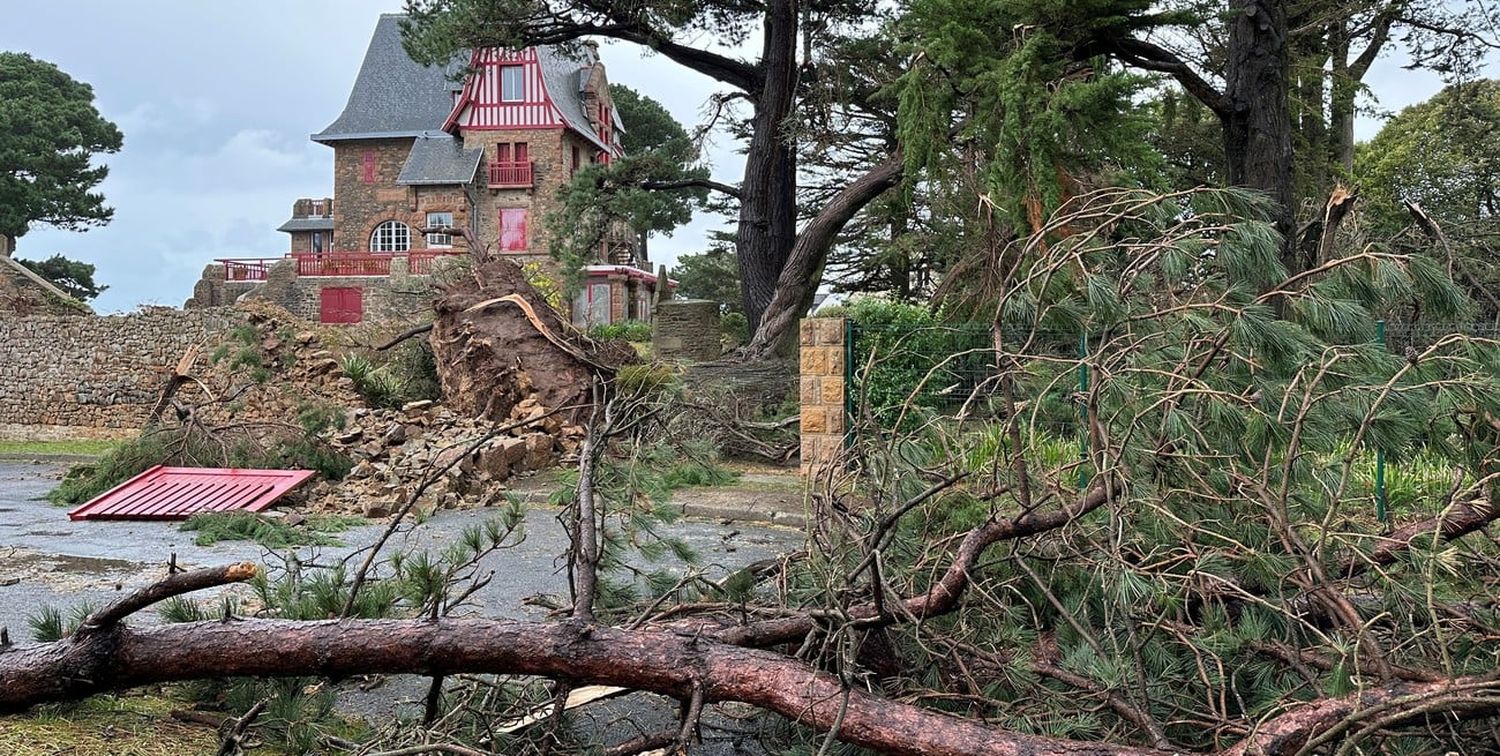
left=0, top=53, right=123, bottom=243
left=179, top=512, right=364, bottom=549
left=341, top=353, right=407, bottom=409
left=896, top=0, right=1165, bottom=230
left=1358, top=79, right=1500, bottom=234
left=341, top=345, right=441, bottom=409
left=26, top=602, right=97, bottom=643
left=47, top=431, right=180, bottom=505
left=669, top=240, right=742, bottom=315
left=588, top=319, right=652, bottom=343
left=808, top=187, right=1500, bottom=751
left=544, top=84, right=709, bottom=294
left=15, top=254, right=107, bottom=301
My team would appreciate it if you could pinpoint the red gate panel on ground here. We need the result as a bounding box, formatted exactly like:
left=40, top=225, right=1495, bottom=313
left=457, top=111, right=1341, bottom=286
left=67, top=466, right=316, bottom=521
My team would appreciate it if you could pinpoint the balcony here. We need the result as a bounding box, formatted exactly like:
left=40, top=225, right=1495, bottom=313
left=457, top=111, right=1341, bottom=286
left=218, top=258, right=276, bottom=282
left=488, top=160, right=534, bottom=188
left=216, top=251, right=463, bottom=281
left=293, top=253, right=392, bottom=277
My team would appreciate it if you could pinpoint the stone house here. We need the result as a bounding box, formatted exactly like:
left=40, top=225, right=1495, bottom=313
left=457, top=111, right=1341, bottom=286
left=189, top=13, right=667, bottom=325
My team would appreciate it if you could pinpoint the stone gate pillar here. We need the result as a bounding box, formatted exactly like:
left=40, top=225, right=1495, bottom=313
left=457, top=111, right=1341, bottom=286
left=799, top=318, right=847, bottom=474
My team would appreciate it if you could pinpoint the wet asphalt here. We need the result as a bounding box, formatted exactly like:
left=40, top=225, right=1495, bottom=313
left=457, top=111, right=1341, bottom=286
left=0, top=462, right=801, bottom=751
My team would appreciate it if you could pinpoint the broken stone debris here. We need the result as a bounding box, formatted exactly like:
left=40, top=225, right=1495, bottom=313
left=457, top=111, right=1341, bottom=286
left=306, top=400, right=582, bottom=518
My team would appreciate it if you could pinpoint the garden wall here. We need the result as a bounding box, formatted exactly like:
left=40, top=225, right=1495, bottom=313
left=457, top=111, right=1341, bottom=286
left=0, top=307, right=239, bottom=440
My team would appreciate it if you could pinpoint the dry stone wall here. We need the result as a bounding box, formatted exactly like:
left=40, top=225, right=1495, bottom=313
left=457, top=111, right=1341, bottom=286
left=0, top=307, right=239, bottom=440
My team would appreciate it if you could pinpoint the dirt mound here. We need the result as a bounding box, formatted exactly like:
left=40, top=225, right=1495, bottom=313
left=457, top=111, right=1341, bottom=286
left=431, top=259, right=634, bottom=423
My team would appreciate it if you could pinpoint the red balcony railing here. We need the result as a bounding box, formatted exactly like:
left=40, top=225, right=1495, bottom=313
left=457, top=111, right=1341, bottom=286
left=408, top=251, right=460, bottom=275
left=488, top=160, right=534, bottom=188
left=293, top=252, right=392, bottom=277
left=218, top=251, right=467, bottom=281
left=217, top=258, right=277, bottom=281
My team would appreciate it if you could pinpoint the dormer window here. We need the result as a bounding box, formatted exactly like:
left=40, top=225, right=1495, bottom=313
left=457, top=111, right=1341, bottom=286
left=500, top=65, right=524, bottom=102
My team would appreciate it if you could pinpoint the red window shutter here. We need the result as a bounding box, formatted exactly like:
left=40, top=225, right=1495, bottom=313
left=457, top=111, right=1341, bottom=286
left=496, top=143, right=511, bottom=165
left=515, top=142, right=528, bottom=164
left=320, top=287, right=363, bottom=324
left=500, top=209, right=528, bottom=252
left=360, top=151, right=376, bottom=183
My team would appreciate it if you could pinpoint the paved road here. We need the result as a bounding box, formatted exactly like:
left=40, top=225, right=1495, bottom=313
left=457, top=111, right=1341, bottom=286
left=0, top=462, right=801, bottom=750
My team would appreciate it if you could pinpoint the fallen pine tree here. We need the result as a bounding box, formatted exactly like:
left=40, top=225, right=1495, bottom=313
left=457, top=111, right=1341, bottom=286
left=11, top=189, right=1500, bottom=755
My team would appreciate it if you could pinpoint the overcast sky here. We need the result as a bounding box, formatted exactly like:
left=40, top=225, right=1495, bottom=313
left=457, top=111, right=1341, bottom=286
left=0, top=1, right=1493, bottom=313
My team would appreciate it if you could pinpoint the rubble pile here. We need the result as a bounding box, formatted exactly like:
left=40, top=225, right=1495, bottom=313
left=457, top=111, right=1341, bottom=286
left=192, top=300, right=366, bottom=424
left=305, top=399, right=584, bottom=517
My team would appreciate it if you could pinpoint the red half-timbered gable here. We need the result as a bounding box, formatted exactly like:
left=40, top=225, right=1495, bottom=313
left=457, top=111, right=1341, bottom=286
left=445, top=48, right=563, bottom=131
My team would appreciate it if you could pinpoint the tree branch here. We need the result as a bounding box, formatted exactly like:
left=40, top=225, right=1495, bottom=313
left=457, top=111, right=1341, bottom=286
left=77, top=562, right=258, bottom=636
left=0, top=615, right=1163, bottom=756
left=638, top=177, right=742, bottom=199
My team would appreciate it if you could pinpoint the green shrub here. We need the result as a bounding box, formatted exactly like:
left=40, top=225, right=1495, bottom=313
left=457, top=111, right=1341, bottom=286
left=836, top=297, right=996, bottom=428
left=589, top=319, right=653, bottom=343
left=721, top=311, right=748, bottom=345
left=341, top=347, right=440, bottom=409
left=340, top=353, right=407, bottom=409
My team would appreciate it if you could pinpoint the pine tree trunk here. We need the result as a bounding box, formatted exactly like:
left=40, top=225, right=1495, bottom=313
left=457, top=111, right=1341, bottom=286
left=1329, top=20, right=1357, bottom=174
left=1224, top=0, right=1299, bottom=274
left=735, top=0, right=799, bottom=334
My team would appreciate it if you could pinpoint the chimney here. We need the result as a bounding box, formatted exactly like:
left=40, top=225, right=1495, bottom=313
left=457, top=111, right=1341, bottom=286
left=582, top=39, right=600, bottom=63
left=0, top=234, right=12, bottom=258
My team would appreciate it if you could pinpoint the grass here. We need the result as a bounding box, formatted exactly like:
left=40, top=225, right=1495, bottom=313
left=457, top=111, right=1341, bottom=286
left=0, top=693, right=222, bottom=756
left=0, top=439, right=117, bottom=457
left=180, top=511, right=366, bottom=549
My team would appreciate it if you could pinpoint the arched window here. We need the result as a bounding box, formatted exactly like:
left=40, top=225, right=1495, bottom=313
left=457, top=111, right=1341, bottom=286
left=370, top=221, right=411, bottom=252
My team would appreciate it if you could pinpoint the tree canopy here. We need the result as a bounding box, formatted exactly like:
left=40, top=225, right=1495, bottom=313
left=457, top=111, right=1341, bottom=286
left=17, top=254, right=107, bottom=301
left=0, top=52, right=123, bottom=253
left=543, top=84, right=710, bottom=293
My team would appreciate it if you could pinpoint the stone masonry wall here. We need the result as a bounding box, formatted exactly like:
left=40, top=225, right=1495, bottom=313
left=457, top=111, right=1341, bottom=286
left=0, top=307, right=240, bottom=440
left=654, top=299, right=722, bottom=362
left=799, top=318, right=847, bottom=474
left=332, top=139, right=472, bottom=253
left=464, top=127, right=576, bottom=272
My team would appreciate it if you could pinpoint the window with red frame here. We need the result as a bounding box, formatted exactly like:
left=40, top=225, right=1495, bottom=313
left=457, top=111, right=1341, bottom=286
left=495, top=142, right=529, bottom=165
left=499, top=208, right=528, bottom=251
left=360, top=151, right=376, bottom=183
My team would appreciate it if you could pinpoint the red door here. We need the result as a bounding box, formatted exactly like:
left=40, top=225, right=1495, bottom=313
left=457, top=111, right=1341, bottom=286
left=320, top=287, right=363, bottom=324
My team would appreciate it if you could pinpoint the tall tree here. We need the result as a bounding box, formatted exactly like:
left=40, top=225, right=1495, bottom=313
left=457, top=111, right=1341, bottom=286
left=400, top=0, right=904, bottom=356
left=0, top=53, right=122, bottom=257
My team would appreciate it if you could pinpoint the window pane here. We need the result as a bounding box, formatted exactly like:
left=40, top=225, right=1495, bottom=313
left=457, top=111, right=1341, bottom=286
left=500, top=209, right=527, bottom=251
left=371, top=221, right=411, bottom=252
left=500, top=66, right=524, bottom=102
left=426, top=212, right=453, bottom=247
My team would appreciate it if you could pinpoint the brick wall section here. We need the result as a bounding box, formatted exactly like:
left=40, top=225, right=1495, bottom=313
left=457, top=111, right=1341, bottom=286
left=332, top=139, right=472, bottom=253
left=799, top=318, right=847, bottom=474
left=0, top=307, right=239, bottom=440
left=654, top=299, right=722, bottom=362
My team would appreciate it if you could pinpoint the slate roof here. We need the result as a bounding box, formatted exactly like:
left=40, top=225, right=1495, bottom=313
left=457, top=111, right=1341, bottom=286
left=314, top=14, right=620, bottom=151
left=536, top=46, right=611, bottom=151
left=396, top=134, right=483, bottom=186
left=312, top=14, right=465, bottom=143
left=276, top=217, right=335, bottom=233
